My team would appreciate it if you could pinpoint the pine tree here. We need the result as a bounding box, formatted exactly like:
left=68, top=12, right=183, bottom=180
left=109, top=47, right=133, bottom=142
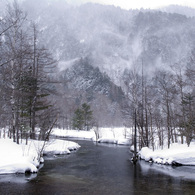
left=72, top=103, right=93, bottom=130
left=72, top=108, right=84, bottom=130
left=82, top=103, right=93, bottom=130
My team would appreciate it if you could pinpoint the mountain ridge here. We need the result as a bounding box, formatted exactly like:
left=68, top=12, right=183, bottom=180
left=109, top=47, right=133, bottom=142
left=16, top=1, right=195, bottom=126
left=20, top=1, right=195, bottom=87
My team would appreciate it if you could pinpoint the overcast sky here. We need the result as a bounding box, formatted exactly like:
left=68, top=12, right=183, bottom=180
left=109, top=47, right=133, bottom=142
left=2, top=0, right=195, bottom=10
left=67, top=0, right=195, bottom=9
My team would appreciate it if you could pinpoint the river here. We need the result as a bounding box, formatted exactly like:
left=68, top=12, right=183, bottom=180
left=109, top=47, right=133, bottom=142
left=0, top=139, right=195, bottom=195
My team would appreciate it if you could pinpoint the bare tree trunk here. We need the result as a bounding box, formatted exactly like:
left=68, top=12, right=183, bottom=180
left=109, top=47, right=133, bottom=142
left=11, top=60, right=16, bottom=142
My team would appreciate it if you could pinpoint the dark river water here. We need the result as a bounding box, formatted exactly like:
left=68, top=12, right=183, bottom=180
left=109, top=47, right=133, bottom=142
left=0, top=139, right=195, bottom=195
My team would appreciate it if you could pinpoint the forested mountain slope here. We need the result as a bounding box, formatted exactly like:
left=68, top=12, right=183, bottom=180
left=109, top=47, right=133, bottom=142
left=22, top=0, right=195, bottom=85
left=19, top=0, right=195, bottom=128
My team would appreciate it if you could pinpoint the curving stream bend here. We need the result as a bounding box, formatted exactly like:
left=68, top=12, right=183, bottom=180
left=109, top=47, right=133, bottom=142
left=0, top=139, right=195, bottom=195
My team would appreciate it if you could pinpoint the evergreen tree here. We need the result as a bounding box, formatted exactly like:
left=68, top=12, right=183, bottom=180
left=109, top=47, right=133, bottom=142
left=72, top=108, right=84, bottom=130
left=72, top=103, right=93, bottom=130
left=82, top=103, right=93, bottom=130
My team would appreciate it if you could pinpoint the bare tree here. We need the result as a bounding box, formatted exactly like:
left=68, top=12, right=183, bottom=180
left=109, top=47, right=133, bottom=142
left=0, top=1, right=28, bottom=143
left=0, top=1, right=57, bottom=144
left=155, top=70, right=177, bottom=148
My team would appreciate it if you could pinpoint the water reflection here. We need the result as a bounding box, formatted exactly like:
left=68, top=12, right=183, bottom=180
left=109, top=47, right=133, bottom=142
left=139, top=160, right=195, bottom=181
left=0, top=163, right=44, bottom=183
left=0, top=173, right=37, bottom=183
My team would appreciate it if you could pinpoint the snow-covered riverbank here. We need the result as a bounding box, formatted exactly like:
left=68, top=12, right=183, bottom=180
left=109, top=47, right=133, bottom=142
left=139, top=143, right=195, bottom=166
left=52, top=127, right=131, bottom=145
left=0, top=138, right=80, bottom=174
left=52, top=128, right=195, bottom=166
left=1, top=127, right=194, bottom=175
left=0, top=127, right=130, bottom=175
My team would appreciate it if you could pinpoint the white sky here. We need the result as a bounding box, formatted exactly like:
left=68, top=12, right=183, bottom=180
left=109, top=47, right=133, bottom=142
left=67, top=0, right=195, bottom=9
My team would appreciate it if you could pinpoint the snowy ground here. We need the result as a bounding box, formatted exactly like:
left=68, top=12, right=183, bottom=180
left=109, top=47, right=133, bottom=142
left=0, top=138, right=80, bottom=175
left=1, top=126, right=194, bottom=175
left=139, top=142, right=195, bottom=166
left=0, top=127, right=130, bottom=175
left=52, top=127, right=132, bottom=145
left=52, top=129, right=95, bottom=140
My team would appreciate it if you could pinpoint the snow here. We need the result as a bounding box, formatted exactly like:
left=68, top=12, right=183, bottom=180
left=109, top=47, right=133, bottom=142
left=52, top=127, right=131, bottom=145
left=97, top=138, right=118, bottom=144
left=1, top=126, right=194, bottom=176
left=52, top=129, right=95, bottom=140
left=80, top=39, right=85, bottom=43
left=44, top=139, right=80, bottom=155
left=0, top=126, right=130, bottom=175
left=139, top=143, right=195, bottom=166
left=139, top=160, right=195, bottom=181
left=0, top=138, right=80, bottom=175
left=97, top=137, right=130, bottom=145
left=57, top=58, right=79, bottom=72
left=0, top=139, right=37, bottom=174
left=52, top=128, right=195, bottom=167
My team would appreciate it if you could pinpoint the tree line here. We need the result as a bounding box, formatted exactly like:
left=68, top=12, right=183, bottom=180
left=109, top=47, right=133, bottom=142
left=0, top=1, right=57, bottom=144
left=123, top=58, right=195, bottom=149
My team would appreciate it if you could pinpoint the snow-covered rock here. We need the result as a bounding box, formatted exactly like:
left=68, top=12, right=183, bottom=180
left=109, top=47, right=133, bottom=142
left=139, top=147, right=153, bottom=162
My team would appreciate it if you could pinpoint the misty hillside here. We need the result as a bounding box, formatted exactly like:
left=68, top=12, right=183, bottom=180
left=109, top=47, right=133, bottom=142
left=63, top=58, right=125, bottom=102
left=21, top=1, right=195, bottom=87
left=20, top=0, right=195, bottom=85
left=56, top=58, right=127, bottom=127
left=16, top=0, right=195, bottom=126
left=160, top=5, right=195, bottom=17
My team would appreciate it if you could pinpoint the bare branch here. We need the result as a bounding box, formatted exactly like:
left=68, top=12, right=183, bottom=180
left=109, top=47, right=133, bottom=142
left=0, top=59, right=13, bottom=67
left=0, top=17, right=20, bottom=37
